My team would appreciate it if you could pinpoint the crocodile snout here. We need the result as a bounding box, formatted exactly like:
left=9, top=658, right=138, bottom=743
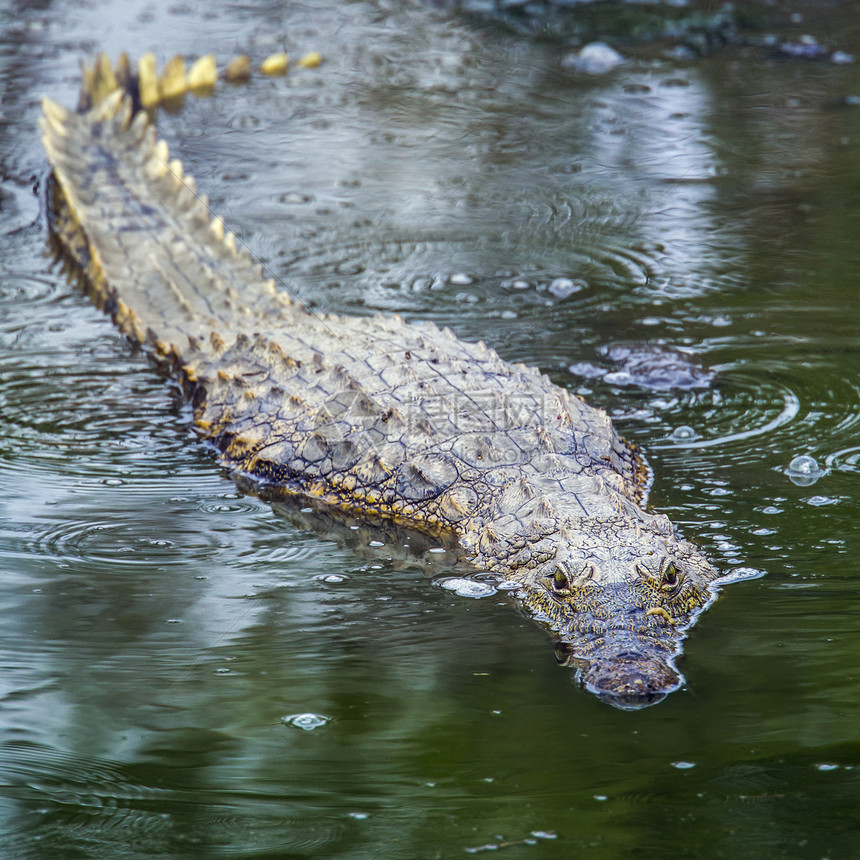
left=579, top=651, right=683, bottom=710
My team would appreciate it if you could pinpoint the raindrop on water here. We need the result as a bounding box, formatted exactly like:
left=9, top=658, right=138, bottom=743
left=281, top=712, right=331, bottom=731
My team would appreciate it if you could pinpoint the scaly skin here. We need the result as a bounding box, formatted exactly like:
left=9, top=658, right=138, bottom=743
left=40, top=56, right=723, bottom=708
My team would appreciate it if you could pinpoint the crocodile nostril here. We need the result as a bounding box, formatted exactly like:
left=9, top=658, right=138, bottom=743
left=611, top=651, right=646, bottom=662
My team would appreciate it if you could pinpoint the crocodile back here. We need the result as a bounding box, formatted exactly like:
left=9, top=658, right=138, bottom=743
left=41, top=74, right=650, bottom=575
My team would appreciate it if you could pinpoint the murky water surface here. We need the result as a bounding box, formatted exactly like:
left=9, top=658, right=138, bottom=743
left=2, top=0, right=859, bottom=856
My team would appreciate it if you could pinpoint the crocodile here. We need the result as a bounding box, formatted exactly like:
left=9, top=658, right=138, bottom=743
left=40, top=55, right=726, bottom=709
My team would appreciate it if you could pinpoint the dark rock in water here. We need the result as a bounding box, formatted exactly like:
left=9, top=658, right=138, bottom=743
left=567, top=342, right=713, bottom=390
left=601, top=342, right=713, bottom=390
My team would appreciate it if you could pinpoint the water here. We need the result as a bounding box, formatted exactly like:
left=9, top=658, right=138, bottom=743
left=2, top=0, right=860, bottom=856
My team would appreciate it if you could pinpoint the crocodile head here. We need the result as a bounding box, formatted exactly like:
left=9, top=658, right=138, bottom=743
left=517, top=520, right=720, bottom=709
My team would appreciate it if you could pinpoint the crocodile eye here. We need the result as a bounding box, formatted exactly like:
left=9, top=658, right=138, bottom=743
left=661, top=560, right=682, bottom=591
left=542, top=567, right=572, bottom=598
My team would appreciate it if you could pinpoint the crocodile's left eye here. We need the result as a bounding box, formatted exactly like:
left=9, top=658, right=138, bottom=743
left=660, top=560, right=683, bottom=592
left=542, top=567, right=572, bottom=598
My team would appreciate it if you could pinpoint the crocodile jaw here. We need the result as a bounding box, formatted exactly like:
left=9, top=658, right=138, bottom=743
left=571, top=649, right=683, bottom=710
left=552, top=618, right=687, bottom=710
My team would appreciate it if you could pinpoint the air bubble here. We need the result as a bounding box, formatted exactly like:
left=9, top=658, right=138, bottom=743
left=785, top=454, right=825, bottom=486
left=547, top=278, right=584, bottom=299
left=438, top=577, right=496, bottom=598
left=720, top=567, right=766, bottom=584
left=807, top=495, right=837, bottom=506
left=448, top=272, right=476, bottom=286
left=281, top=712, right=331, bottom=731
left=671, top=425, right=697, bottom=442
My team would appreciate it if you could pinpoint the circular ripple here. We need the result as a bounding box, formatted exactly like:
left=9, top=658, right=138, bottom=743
left=650, top=365, right=860, bottom=471
left=0, top=269, right=67, bottom=315
left=825, top=446, right=860, bottom=476
left=653, top=374, right=801, bottom=454
left=0, top=348, right=204, bottom=483
left=277, top=232, right=663, bottom=301
left=24, top=517, right=182, bottom=569
left=281, top=712, right=331, bottom=731
left=197, top=495, right=270, bottom=516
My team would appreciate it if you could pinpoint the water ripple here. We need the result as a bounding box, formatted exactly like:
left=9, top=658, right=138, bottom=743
left=650, top=362, right=860, bottom=473
left=23, top=518, right=181, bottom=569
left=0, top=269, right=65, bottom=315
left=824, top=446, right=860, bottom=476
left=654, top=377, right=801, bottom=452
left=0, top=350, right=202, bottom=483
left=273, top=230, right=670, bottom=321
left=0, top=740, right=347, bottom=855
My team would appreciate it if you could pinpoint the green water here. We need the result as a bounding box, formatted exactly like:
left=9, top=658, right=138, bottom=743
left=1, top=0, right=859, bottom=856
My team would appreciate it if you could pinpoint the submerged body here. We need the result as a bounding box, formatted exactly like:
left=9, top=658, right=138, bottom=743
left=41, top=58, right=723, bottom=708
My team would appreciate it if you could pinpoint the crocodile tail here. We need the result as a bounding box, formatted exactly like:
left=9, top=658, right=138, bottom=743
left=41, top=54, right=294, bottom=370
left=77, top=52, right=136, bottom=113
